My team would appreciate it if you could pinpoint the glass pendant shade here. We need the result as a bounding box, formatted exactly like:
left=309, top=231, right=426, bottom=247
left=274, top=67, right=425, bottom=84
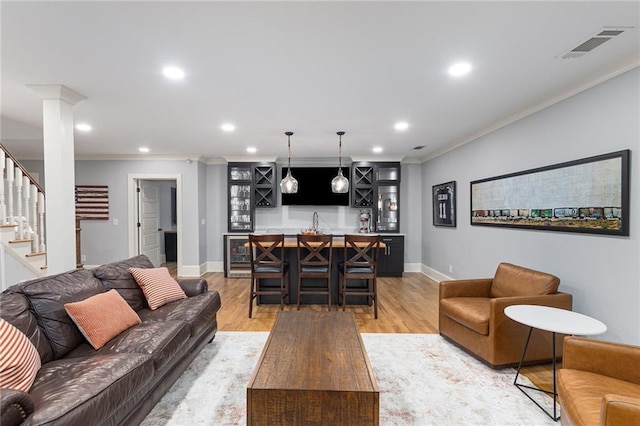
left=331, top=131, right=350, bottom=193
left=280, top=131, right=298, bottom=194
left=331, top=168, right=349, bottom=193
left=281, top=168, right=299, bottom=194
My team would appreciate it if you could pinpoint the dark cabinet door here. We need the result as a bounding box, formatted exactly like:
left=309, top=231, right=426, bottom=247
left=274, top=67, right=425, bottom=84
left=378, top=235, right=404, bottom=277
left=164, top=231, right=177, bottom=262
left=228, top=163, right=254, bottom=232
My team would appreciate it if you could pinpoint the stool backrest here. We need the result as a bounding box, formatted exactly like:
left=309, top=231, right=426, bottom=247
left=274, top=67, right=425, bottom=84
left=249, top=234, right=285, bottom=271
left=342, top=234, right=381, bottom=272
left=297, top=234, right=333, bottom=269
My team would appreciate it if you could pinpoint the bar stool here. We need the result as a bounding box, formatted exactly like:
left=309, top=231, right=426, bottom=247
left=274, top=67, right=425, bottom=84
left=339, top=234, right=381, bottom=319
left=248, top=234, right=289, bottom=318
left=296, top=234, right=333, bottom=310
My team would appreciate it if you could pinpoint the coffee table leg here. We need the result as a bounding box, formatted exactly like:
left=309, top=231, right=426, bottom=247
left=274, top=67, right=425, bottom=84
left=513, top=327, right=560, bottom=421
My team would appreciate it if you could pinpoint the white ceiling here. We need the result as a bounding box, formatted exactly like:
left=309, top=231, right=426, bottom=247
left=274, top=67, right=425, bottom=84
left=1, top=1, right=638, bottom=163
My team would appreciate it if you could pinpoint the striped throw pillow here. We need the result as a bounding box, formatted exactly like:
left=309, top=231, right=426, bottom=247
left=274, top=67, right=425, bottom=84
left=0, top=318, right=41, bottom=392
left=64, top=290, right=142, bottom=350
left=129, top=267, right=187, bottom=310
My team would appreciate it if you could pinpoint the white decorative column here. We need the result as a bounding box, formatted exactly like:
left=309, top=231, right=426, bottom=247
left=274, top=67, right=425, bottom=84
left=28, top=84, right=86, bottom=273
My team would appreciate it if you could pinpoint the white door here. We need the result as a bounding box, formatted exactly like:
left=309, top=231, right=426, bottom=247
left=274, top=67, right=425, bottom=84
left=137, top=180, right=161, bottom=267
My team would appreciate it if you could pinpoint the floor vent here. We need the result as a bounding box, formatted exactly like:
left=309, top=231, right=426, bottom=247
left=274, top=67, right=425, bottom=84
left=557, top=27, right=630, bottom=59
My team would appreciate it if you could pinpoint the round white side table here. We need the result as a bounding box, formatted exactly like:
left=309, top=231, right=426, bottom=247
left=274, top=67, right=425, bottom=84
left=504, top=305, right=607, bottom=421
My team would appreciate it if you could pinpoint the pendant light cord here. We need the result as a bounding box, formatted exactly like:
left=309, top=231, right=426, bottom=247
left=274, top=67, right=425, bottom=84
left=287, top=133, right=291, bottom=170
left=338, top=133, right=343, bottom=170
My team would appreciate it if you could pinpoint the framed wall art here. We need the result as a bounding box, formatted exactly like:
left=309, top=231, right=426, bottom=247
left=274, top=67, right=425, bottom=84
left=470, top=150, right=630, bottom=236
left=433, top=181, right=456, bottom=227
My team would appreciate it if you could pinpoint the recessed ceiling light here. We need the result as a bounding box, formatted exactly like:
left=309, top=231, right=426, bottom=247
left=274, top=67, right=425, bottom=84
left=246, top=147, right=257, bottom=154
left=162, top=66, right=185, bottom=80
left=394, top=122, right=409, bottom=131
left=448, top=62, right=472, bottom=77
left=373, top=147, right=383, bottom=153
left=139, top=147, right=150, bottom=153
left=75, top=123, right=92, bottom=132
left=221, top=123, right=236, bottom=132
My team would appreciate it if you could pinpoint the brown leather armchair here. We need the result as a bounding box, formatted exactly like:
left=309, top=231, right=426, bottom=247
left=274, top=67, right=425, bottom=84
left=439, top=262, right=572, bottom=368
left=558, top=337, right=640, bottom=426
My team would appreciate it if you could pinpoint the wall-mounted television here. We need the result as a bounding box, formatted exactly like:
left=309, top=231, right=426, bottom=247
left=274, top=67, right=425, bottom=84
left=281, top=167, right=350, bottom=206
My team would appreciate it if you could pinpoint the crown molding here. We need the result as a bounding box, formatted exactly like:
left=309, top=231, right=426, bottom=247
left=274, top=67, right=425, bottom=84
left=421, top=58, right=640, bottom=163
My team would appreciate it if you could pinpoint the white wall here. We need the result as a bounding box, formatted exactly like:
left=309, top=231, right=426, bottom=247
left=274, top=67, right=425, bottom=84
left=422, top=68, right=640, bottom=344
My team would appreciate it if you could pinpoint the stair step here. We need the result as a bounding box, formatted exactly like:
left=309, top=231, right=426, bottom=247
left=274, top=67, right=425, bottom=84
left=6, top=241, right=33, bottom=258
left=24, top=254, right=46, bottom=270
left=9, top=239, right=34, bottom=244
left=26, top=251, right=46, bottom=258
left=0, top=224, right=18, bottom=228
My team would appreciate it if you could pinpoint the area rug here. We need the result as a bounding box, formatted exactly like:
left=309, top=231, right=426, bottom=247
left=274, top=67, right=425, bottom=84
left=141, top=332, right=555, bottom=425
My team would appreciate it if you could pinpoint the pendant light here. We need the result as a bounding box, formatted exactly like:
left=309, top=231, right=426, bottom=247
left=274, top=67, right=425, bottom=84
left=331, top=131, right=349, bottom=193
left=280, top=131, right=298, bottom=194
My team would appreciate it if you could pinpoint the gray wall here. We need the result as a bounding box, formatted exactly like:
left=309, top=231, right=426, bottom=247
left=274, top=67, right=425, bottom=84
left=74, top=160, right=201, bottom=270
left=206, top=164, right=227, bottom=268
left=422, top=68, right=640, bottom=344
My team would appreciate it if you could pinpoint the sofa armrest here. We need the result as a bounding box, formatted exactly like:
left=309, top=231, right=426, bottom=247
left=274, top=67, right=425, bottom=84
left=491, top=292, right=573, bottom=316
left=490, top=292, right=573, bottom=335
left=562, top=337, right=640, bottom=385
left=602, top=394, right=640, bottom=426
left=1, top=388, right=34, bottom=426
left=177, top=279, right=208, bottom=297
left=439, top=279, right=492, bottom=299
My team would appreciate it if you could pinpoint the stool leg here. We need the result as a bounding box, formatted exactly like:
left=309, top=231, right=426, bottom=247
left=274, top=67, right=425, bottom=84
left=373, top=277, right=378, bottom=319
left=327, top=276, right=331, bottom=311
left=248, top=277, right=254, bottom=318
left=297, top=274, right=302, bottom=311
left=342, top=276, right=347, bottom=312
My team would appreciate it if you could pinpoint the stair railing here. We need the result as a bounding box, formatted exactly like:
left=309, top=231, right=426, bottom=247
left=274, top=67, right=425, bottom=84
left=1, top=144, right=46, bottom=253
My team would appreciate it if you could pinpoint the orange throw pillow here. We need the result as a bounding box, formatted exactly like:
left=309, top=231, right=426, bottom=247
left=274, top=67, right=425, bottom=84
left=0, top=318, right=41, bottom=392
left=129, top=267, right=187, bottom=310
left=64, top=290, right=142, bottom=350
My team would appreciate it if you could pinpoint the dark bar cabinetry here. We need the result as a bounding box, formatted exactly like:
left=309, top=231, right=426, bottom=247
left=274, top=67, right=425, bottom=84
left=227, top=162, right=277, bottom=232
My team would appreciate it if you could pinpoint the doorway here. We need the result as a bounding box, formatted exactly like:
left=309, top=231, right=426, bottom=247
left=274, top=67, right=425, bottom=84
left=127, top=174, right=181, bottom=273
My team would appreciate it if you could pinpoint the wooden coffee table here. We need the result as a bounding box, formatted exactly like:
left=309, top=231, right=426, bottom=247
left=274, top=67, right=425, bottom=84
left=247, top=311, right=379, bottom=425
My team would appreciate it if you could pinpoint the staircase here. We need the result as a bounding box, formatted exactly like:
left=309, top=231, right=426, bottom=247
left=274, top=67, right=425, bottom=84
left=1, top=145, right=47, bottom=289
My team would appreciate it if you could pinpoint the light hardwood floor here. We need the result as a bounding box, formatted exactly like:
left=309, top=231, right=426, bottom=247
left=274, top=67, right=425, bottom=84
left=174, top=267, right=553, bottom=393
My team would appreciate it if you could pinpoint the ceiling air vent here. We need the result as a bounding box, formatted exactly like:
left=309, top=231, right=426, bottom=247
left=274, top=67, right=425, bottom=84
left=557, top=27, right=629, bottom=59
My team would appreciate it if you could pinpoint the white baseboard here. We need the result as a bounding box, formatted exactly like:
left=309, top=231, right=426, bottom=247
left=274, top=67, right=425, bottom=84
left=404, top=263, right=422, bottom=273
left=206, top=261, right=224, bottom=273
left=179, top=264, right=202, bottom=277
left=420, top=264, right=453, bottom=283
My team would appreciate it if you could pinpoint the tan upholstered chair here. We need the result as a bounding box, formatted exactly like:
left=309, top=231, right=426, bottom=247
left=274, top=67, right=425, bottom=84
left=439, top=262, right=572, bottom=368
left=558, top=337, right=640, bottom=426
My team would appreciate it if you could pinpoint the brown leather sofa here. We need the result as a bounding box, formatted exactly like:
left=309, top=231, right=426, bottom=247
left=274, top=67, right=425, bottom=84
left=439, top=262, right=572, bottom=368
left=0, top=255, right=221, bottom=426
left=558, top=337, right=640, bottom=425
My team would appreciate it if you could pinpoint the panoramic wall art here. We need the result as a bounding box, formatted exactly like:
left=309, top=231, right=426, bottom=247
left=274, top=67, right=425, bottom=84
left=433, top=181, right=456, bottom=227
left=470, top=150, right=630, bottom=236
